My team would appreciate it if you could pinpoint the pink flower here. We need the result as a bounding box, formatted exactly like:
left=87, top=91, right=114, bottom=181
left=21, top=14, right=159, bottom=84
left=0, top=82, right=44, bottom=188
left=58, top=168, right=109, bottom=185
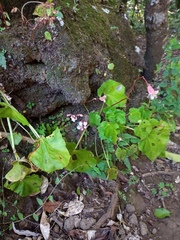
left=147, top=84, right=159, bottom=100
left=77, top=120, right=88, bottom=131
left=99, top=95, right=106, bottom=102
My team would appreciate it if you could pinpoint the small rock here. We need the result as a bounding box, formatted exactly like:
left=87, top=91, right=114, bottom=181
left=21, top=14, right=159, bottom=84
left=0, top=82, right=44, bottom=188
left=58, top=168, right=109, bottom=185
left=139, top=221, right=148, bottom=236
left=129, top=213, right=138, bottom=225
left=126, top=204, right=136, bottom=213
left=152, top=228, right=157, bottom=234
left=64, top=215, right=81, bottom=231
left=53, top=224, right=60, bottom=233
left=80, top=217, right=96, bottom=230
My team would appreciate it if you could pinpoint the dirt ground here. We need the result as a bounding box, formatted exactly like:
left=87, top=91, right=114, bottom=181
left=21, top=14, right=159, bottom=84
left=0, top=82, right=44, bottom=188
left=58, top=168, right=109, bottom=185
left=1, top=124, right=180, bottom=240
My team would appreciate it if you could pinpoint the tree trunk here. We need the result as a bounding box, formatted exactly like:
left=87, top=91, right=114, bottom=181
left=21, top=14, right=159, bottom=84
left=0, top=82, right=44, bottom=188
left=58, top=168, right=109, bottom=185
left=143, top=0, right=170, bottom=81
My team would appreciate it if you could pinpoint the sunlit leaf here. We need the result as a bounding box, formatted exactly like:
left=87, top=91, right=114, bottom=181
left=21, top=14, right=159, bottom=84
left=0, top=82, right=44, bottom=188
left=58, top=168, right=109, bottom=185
left=44, top=31, right=52, bottom=41
left=98, top=79, right=127, bottom=107
left=165, top=151, right=180, bottom=162
left=135, top=119, right=169, bottom=161
left=29, top=128, right=70, bottom=173
left=0, top=102, right=29, bottom=126
left=154, top=208, right=171, bottom=218
left=89, top=112, right=101, bottom=127
left=5, top=161, right=31, bottom=182
left=66, top=145, right=97, bottom=172
left=98, top=121, right=119, bottom=143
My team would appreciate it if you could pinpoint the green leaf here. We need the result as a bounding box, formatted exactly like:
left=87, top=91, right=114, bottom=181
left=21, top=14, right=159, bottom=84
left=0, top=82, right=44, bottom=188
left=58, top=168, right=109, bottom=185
left=115, top=147, right=127, bottom=160
left=128, top=108, right=141, bottom=123
left=7, top=132, right=22, bottom=146
left=17, top=211, right=24, bottom=220
left=4, top=174, right=42, bottom=197
left=33, top=213, right=39, bottom=221
left=135, top=119, right=170, bottom=161
left=98, top=121, right=119, bottom=143
left=107, top=167, right=118, bottom=180
left=0, top=49, right=6, bottom=69
left=98, top=79, right=127, bottom=107
left=5, top=161, right=31, bottom=182
left=165, top=151, right=180, bottom=162
left=36, top=197, right=43, bottom=206
left=29, top=128, right=70, bottom=173
left=154, top=208, right=171, bottom=218
left=89, top=111, right=101, bottom=127
left=108, top=63, right=114, bottom=70
left=0, top=102, right=29, bottom=126
left=66, top=148, right=97, bottom=172
left=104, top=107, right=126, bottom=124
left=44, top=31, right=52, bottom=41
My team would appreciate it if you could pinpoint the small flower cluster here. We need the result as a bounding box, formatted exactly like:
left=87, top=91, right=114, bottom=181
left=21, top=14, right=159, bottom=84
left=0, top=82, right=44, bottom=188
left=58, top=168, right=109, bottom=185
left=67, top=114, right=88, bottom=131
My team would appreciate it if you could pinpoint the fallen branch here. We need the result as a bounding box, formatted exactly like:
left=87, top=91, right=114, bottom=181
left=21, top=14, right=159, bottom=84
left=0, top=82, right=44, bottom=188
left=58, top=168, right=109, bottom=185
left=92, top=184, right=119, bottom=230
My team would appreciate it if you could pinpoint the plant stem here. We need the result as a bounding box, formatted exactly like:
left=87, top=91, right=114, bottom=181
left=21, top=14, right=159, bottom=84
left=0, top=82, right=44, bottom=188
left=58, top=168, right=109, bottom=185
left=75, top=127, right=88, bottom=150
left=7, top=117, right=19, bottom=160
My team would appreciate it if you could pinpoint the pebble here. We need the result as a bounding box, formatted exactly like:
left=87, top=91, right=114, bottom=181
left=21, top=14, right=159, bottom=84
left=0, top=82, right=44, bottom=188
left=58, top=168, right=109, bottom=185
left=152, top=228, right=157, bottom=234
left=64, top=215, right=81, bottom=231
left=139, top=221, right=148, bottom=236
left=80, top=217, right=96, bottom=230
left=129, top=213, right=138, bottom=225
left=53, top=224, right=60, bottom=233
left=126, top=204, right=136, bottom=213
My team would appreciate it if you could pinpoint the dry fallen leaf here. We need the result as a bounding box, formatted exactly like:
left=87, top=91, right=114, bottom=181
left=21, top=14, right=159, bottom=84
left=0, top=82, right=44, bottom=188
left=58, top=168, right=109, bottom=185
left=12, top=222, right=39, bottom=237
left=40, top=176, right=49, bottom=194
left=40, top=211, right=50, bottom=240
left=58, top=195, right=84, bottom=217
left=43, top=200, right=61, bottom=213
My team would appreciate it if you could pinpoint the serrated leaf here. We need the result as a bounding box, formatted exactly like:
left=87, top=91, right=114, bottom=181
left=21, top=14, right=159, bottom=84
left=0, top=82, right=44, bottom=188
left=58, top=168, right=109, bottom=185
left=4, top=174, right=42, bottom=197
left=135, top=119, right=170, bottom=161
left=44, top=31, right=52, bottom=41
left=98, top=121, right=119, bottom=143
left=104, top=107, right=126, bottom=124
left=89, top=111, right=101, bottom=127
left=154, top=208, right=171, bottom=218
left=29, top=128, right=70, bottom=173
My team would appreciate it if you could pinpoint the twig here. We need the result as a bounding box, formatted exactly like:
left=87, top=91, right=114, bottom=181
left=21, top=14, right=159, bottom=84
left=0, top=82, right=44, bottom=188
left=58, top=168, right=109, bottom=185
left=142, top=171, right=175, bottom=178
left=92, top=184, right=119, bottom=230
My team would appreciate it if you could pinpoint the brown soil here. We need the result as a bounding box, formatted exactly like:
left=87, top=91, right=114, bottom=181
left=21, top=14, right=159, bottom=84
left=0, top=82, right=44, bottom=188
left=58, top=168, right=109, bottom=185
left=1, top=132, right=180, bottom=240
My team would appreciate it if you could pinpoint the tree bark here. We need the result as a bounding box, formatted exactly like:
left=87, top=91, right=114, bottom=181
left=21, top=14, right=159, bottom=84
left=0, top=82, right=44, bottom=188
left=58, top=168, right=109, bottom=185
left=143, top=0, right=170, bottom=81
